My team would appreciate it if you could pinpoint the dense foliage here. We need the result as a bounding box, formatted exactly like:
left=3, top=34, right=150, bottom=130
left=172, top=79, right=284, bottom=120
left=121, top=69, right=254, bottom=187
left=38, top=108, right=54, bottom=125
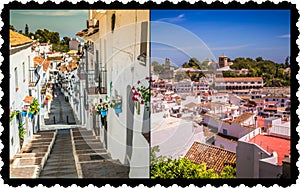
left=150, top=146, right=236, bottom=179
left=230, top=57, right=290, bottom=86
left=161, top=56, right=290, bottom=87
left=11, top=24, right=70, bottom=52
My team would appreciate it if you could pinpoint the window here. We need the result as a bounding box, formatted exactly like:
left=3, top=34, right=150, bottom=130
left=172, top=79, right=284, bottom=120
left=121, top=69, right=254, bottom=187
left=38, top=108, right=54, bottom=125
left=94, top=50, right=99, bottom=82
left=14, top=67, right=18, bottom=91
left=111, top=13, right=116, bottom=33
left=223, top=129, right=228, bottom=135
left=23, top=62, right=25, bottom=82
left=139, top=21, right=148, bottom=64
left=99, top=40, right=107, bottom=94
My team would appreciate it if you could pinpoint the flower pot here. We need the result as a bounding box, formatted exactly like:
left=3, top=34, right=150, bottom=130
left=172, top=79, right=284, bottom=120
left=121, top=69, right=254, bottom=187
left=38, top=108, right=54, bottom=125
left=41, top=104, right=44, bottom=108
left=28, top=112, right=34, bottom=118
left=21, top=111, right=27, bottom=117
left=44, top=100, right=48, bottom=105
left=114, top=104, right=122, bottom=114
left=100, top=109, right=107, bottom=117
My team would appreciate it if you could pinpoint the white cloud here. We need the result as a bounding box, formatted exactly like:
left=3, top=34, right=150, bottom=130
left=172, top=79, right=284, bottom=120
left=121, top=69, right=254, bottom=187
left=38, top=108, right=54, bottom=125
left=277, top=34, right=290, bottom=38
left=210, top=44, right=251, bottom=51
left=157, top=14, right=185, bottom=22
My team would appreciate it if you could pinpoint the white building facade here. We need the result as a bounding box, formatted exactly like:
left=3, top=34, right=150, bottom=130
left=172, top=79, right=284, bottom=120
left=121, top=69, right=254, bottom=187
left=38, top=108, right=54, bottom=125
left=76, top=10, right=150, bottom=178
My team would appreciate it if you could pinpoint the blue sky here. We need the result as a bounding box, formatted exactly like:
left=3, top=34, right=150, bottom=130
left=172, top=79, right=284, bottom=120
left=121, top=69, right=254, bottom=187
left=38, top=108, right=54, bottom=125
left=10, top=10, right=87, bottom=39
left=151, top=10, right=290, bottom=65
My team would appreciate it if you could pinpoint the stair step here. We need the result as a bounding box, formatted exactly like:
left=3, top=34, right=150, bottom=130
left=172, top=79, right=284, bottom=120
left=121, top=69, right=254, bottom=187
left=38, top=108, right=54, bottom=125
left=75, top=148, right=107, bottom=154
left=40, top=171, right=78, bottom=177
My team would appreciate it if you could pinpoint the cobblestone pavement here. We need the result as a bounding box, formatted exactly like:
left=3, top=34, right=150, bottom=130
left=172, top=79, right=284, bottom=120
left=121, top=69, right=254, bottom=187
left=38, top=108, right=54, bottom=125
left=45, top=86, right=76, bottom=125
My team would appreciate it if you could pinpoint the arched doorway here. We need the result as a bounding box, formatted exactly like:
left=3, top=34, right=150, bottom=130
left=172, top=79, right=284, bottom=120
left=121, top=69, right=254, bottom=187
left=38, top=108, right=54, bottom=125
left=125, top=85, right=134, bottom=165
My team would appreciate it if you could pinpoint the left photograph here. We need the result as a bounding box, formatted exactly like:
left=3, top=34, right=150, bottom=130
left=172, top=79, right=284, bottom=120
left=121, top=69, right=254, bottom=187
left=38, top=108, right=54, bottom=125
left=9, top=9, right=150, bottom=178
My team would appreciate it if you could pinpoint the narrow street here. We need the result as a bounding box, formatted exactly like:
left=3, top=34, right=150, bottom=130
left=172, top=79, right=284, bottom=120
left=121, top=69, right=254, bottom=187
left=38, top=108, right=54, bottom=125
left=45, top=86, right=76, bottom=125
left=39, top=129, right=78, bottom=178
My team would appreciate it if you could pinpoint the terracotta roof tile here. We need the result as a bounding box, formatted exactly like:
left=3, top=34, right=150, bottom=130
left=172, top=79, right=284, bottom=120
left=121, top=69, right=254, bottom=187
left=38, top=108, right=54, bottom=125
left=43, top=60, right=50, bottom=72
left=34, top=57, right=44, bottom=67
left=10, top=30, right=32, bottom=47
left=232, top=112, right=254, bottom=124
left=23, top=96, right=34, bottom=104
left=215, top=77, right=263, bottom=82
left=185, top=141, right=236, bottom=174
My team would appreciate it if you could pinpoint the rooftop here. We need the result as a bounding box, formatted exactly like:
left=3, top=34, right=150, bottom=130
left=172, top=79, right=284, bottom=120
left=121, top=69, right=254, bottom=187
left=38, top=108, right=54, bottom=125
left=232, top=112, right=254, bottom=124
left=10, top=30, right=32, bottom=47
left=215, top=77, right=263, bottom=82
left=249, top=134, right=290, bottom=165
left=185, top=141, right=236, bottom=174
left=23, top=96, right=34, bottom=104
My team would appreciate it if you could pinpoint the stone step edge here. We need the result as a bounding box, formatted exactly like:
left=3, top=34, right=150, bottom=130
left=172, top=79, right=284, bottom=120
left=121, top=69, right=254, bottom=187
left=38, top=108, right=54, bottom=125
left=36, top=129, right=58, bottom=178
left=10, top=130, right=57, bottom=178
left=70, top=129, right=82, bottom=178
left=10, top=165, right=40, bottom=178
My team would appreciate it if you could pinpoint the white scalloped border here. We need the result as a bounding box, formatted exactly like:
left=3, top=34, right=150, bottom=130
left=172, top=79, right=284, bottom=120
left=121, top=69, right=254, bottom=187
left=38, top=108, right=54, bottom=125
left=0, top=0, right=299, bottom=188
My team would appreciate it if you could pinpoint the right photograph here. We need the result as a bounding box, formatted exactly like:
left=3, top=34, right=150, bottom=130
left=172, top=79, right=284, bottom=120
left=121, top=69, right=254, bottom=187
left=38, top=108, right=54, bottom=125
left=150, top=10, right=291, bottom=179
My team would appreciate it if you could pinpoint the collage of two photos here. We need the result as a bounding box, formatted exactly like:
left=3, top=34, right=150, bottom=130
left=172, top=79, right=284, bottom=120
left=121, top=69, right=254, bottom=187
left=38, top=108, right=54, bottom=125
left=3, top=3, right=297, bottom=185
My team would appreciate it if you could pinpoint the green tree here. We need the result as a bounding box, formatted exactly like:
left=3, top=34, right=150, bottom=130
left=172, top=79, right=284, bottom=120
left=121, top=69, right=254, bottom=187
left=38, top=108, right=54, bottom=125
left=285, top=56, right=290, bottom=67
left=10, top=25, right=15, bottom=31
left=174, top=71, right=190, bottom=82
left=25, top=24, right=29, bottom=36
left=152, top=61, right=164, bottom=74
left=62, top=36, right=71, bottom=45
left=255, top=57, right=263, bottom=62
left=150, top=146, right=236, bottom=179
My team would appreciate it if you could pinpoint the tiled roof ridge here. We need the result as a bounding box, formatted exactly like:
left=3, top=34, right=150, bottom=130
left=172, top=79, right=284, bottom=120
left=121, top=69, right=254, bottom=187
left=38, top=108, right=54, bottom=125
left=215, top=77, right=263, bottom=81
left=10, top=29, right=32, bottom=47
left=185, top=141, right=236, bottom=173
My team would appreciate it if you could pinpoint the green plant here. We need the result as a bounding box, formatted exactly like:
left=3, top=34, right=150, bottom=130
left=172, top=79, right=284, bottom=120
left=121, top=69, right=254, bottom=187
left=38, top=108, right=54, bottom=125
left=109, top=96, right=122, bottom=108
left=10, top=110, right=19, bottom=122
left=94, top=101, right=109, bottom=112
left=18, top=122, right=26, bottom=148
left=150, top=146, right=236, bottom=179
left=131, top=77, right=150, bottom=110
left=29, top=98, right=40, bottom=114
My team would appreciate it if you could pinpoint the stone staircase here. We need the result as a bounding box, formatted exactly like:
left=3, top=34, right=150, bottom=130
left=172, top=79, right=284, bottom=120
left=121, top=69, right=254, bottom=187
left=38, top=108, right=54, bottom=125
left=39, top=129, right=78, bottom=178
left=71, top=128, right=129, bottom=178
left=10, top=128, right=129, bottom=178
left=10, top=131, right=56, bottom=178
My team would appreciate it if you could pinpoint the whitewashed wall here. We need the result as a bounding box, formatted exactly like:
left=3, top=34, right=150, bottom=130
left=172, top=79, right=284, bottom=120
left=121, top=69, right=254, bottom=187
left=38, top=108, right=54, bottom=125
left=9, top=44, right=32, bottom=158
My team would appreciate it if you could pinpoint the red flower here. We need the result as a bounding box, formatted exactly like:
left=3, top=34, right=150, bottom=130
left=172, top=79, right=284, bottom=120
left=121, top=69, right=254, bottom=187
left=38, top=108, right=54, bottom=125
left=145, top=77, right=149, bottom=80
left=134, top=91, right=139, bottom=96
left=140, top=100, right=144, bottom=104
left=132, top=96, right=138, bottom=102
left=131, top=86, right=135, bottom=90
left=137, top=80, right=141, bottom=84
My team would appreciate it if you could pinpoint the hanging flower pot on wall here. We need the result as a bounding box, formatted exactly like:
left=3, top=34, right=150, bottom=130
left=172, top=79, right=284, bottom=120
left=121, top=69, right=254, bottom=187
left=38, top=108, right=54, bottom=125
left=100, top=109, right=107, bottom=117
left=28, top=112, right=34, bottom=118
left=114, top=103, right=122, bottom=114
left=21, top=111, right=27, bottom=117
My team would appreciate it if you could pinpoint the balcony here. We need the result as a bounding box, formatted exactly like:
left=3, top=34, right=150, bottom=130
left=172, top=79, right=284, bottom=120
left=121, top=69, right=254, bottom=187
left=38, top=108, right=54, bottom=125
left=87, top=19, right=99, bottom=28
left=28, top=68, right=40, bottom=87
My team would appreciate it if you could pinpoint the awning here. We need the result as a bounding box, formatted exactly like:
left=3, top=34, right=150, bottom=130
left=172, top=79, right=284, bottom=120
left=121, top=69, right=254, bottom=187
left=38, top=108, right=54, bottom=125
left=23, top=96, right=34, bottom=104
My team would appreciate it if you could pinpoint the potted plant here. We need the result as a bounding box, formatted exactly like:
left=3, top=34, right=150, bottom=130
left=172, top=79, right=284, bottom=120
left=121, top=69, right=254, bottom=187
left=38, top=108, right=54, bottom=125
left=110, top=95, right=122, bottom=114
left=29, top=98, right=40, bottom=118
left=94, top=101, right=109, bottom=117
left=131, top=77, right=150, bottom=113
left=21, top=106, right=29, bottom=117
